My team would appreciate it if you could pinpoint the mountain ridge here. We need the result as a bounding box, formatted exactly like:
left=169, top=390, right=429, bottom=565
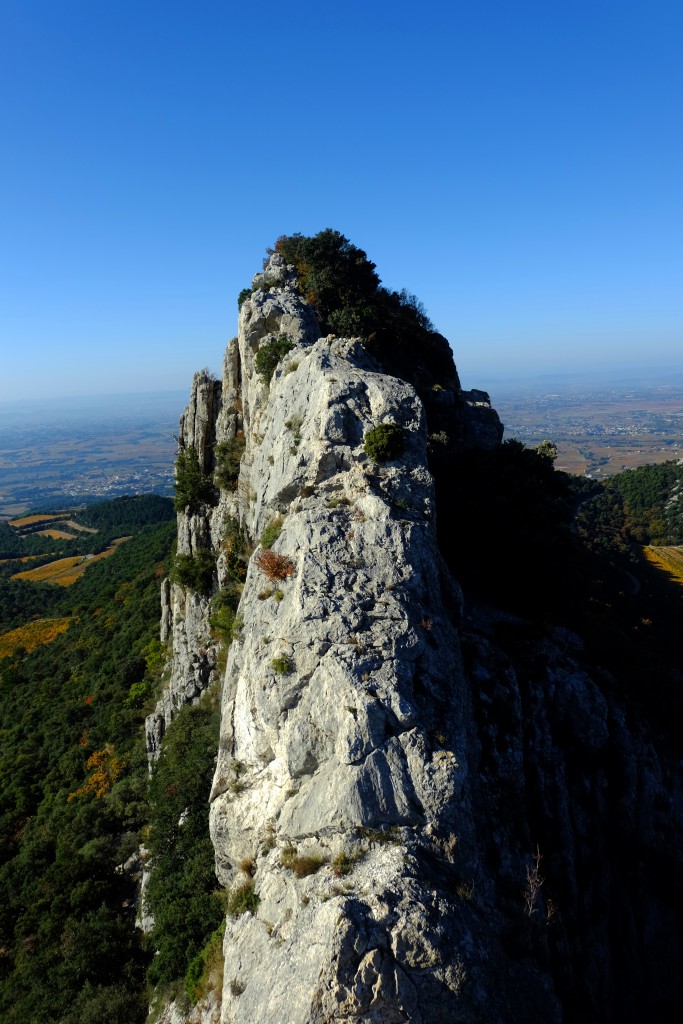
left=148, top=238, right=683, bottom=1024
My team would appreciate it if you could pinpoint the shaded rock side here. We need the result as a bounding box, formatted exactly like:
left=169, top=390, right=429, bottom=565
left=207, top=274, right=558, bottom=1023
left=462, top=611, right=683, bottom=1024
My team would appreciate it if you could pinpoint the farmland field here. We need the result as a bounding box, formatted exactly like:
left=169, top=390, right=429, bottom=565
left=11, top=538, right=131, bottom=586
left=9, top=513, right=64, bottom=527
left=491, top=373, right=683, bottom=478
left=0, top=390, right=180, bottom=517
left=643, top=546, right=683, bottom=585
left=0, top=617, right=72, bottom=659
left=62, top=521, right=98, bottom=534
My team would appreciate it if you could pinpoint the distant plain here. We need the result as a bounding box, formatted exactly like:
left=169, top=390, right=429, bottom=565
left=491, top=369, right=683, bottom=478
left=2, top=372, right=683, bottom=519
left=0, top=391, right=183, bottom=517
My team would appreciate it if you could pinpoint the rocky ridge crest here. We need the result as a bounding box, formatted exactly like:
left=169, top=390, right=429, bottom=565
left=149, top=252, right=683, bottom=1024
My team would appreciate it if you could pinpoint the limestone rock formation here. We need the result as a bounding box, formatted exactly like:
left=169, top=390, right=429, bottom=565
left=146, top=371, right=224, bottom=757
left=151, top=251, right=683, bottom=1024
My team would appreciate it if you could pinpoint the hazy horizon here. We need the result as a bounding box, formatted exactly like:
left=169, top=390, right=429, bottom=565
left=2, top=361, right=683, bottom=420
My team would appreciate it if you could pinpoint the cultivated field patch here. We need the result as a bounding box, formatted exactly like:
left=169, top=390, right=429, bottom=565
left=64, top=520, right=98, bottom=534
left=643, top=546, right=683, bottom=585
left=9, top=513, right=65, bottom=528
left=0, top=617, right=72, bottom=659
left=11, top=538, right=131, bottom=587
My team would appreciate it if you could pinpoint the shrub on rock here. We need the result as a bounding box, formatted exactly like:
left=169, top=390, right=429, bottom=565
left=364, top=423, right=406, bottom=463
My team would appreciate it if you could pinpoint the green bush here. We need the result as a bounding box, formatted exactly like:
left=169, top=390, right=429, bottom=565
left=169, top=551, right=216, bottom=596
left=146, top=688, right=223, bottom=987
left=269, top=231, right=456, bottom=403
left=210, top=586, right=242, bottom=644
left=226, top=880, right=259, bottom=916
left=174, top=447, right=215, bottom=514
left=363, top=423, right=406, bottom=463
left=273, top=230, right=380, bottom=336
left=237, top=288, right=251, bottom=309
left=272, top=655, right=294, bottom=675
left=260, top=516, right=284, bottom=549
left=214, top=433, right=245, bottom=491
left=209, top=597, right=235, bottom=644
left=254, top=335, right=295, bottom=384
left=184, top=921, right=226, bottom=1004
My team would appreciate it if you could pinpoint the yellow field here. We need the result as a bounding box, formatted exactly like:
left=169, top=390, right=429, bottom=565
left=12, top=556, right=82, bottom=584
left=11, top=538, right=131, bottom=587
left=9, top=513, right=64, bottom=527
left=0, top=617, right=72, bottom=659
left=37, top=529, right=78, bottom=539
left=643, top=546, right=683, bottom=585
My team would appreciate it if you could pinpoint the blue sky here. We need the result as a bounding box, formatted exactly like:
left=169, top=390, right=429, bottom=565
left=1, top=0, right=681, bottom=401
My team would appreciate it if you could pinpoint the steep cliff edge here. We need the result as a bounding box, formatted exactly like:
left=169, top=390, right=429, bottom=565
left=152, top=246, right=683, bottom=1024
left=146, top=370, right=223, bottom=758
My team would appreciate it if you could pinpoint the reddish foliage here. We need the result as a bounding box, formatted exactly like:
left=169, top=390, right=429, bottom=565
left=255, top=548, right=296, bottom=582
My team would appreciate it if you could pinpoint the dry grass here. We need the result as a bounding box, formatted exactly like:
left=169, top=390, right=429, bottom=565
left=11, top=538, right=131, bottom=587
left=37, top=529, right=78, bottom=539
left=280, top=846, right=328, bottom=877
left=0, top=617, right=72, bottom=659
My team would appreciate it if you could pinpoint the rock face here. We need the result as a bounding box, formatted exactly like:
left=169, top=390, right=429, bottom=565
left=146, top=371, right=224, bottom=758
left=198, top=262, right=550, bottom=1024
left=156, top=255, right=683, bottom=1024
left=209, top=336, right=496, bottom=1023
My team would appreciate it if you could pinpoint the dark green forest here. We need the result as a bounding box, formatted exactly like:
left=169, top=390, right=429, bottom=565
left=0, top=494, right=231, bottom=1021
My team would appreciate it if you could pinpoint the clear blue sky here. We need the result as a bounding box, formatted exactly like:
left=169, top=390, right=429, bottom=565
left=1, top=0, right=681, bottom=401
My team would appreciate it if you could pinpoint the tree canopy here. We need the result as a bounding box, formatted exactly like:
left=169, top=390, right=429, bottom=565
left=269, top=229, right=458, bottom=394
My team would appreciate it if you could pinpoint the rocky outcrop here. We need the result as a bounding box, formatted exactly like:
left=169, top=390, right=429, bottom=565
left=145, top=370, right=224, bottom=758
left=199, top=262, right=559, bottom=1024
left=154, top=253, right=683, bottom=1024
left=461, top=388, right=504, bottom=445
left=461, top=608, right=683, bottom=1022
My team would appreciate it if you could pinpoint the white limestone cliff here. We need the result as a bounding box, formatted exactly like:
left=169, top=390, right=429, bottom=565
left=174, top=257, right=552, bottom=1023
left=149, top=252, right=683, bottom=1024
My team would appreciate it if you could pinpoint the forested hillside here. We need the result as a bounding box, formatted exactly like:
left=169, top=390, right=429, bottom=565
left=0, top=497, right=176, bottom=1023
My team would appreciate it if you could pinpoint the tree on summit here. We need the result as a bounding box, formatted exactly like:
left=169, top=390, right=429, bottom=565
left=272, top=229, right=381, bottom=337
left=267, top=229, right=455, bottom=390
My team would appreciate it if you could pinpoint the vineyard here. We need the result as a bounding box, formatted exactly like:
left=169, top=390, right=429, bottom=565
left=643, top=545, right=683, bottom=585
left=11, top=538, right=131, bottom=586
left=0, top=616, right=72, bottom=659
left=8, top=513, right=65, bottom=527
